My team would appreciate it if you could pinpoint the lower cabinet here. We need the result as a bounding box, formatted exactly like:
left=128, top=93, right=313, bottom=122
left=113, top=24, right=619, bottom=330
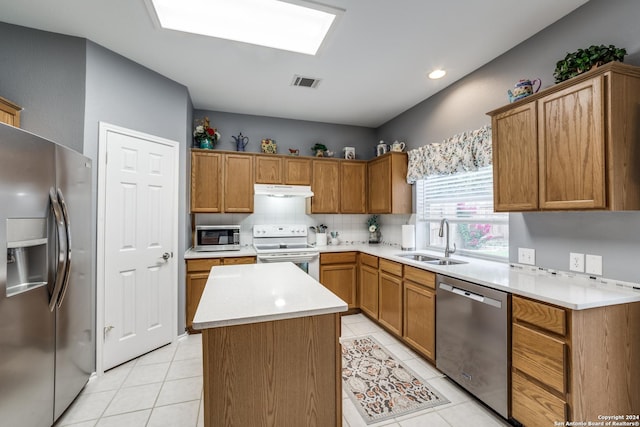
left=319, top=252, right=357, bottom=309
left=402, top=266, right=436, bottom=361
left=378, top=259, right=403, bottom=336
left=358, top=253, right=379, bottom=319
left=185, top=256, right=256, bottom=333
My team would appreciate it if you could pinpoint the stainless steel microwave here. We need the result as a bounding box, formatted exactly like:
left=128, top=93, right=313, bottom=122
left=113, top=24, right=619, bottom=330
left=194, top=225, right=241, bottom=252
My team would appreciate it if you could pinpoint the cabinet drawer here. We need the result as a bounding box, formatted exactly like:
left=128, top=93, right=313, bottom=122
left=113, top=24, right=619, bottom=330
left=513, top=295, right=567, bottom=336
left=513, top=323, right=566, bottom=394
left=512, top=370, right=566, bottom=426
left=223, top=256, right=256, bottom=265
left=187, top=258, right=222, bottom=272
left=359, top=253, right=378, bottom=268
left=403, top=266, right=435, bottom=289
left=379, top=259, right=403, bottom=276
left=321, top=252, right=357, bottom=265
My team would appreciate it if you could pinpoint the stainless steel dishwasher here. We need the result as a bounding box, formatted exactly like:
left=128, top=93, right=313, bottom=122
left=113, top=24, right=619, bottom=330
left=436, top=274, right=509, bottom=419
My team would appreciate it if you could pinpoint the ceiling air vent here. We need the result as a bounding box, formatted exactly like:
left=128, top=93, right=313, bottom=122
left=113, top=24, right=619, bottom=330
left=292, top=75, right=321, bottom=88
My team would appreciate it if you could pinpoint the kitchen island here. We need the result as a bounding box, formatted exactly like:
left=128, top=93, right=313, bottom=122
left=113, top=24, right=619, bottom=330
left=193, top=262, right=348, bottom=427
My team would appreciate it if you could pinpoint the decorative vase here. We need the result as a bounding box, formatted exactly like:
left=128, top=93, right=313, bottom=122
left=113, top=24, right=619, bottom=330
left=368, top=230, right=381, bottom=244
left=199, top=138, right=214, bottom=150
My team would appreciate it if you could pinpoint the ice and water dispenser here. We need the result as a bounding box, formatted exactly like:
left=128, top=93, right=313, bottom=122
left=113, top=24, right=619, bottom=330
left=6, top=218, right=48, bottom=297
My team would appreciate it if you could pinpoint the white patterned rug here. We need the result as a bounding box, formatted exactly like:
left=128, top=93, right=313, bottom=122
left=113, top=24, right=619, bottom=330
left=341, top=336, right=449, bottom=424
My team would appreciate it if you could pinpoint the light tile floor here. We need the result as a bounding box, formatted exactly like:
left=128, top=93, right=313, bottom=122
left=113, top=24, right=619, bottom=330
left=55, top=314, right=510, bottom=427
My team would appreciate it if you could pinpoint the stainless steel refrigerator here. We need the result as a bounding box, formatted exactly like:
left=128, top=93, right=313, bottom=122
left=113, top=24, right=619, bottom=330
left=0, top=123, right=94, bottom=426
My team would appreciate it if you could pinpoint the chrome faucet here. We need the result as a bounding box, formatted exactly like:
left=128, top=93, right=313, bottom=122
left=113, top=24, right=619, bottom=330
left=438, top=218, right=456, bottom=258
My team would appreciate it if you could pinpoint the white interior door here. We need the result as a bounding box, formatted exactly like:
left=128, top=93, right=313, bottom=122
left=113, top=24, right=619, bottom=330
left=99, top=123, right=178, bottom=371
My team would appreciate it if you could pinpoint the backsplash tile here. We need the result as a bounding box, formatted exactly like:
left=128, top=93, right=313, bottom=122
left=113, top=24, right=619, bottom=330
left=195, top=196, right=412, bottom=247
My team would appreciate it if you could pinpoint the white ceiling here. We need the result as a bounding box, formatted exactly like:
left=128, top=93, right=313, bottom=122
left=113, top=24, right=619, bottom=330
left=0, top=0, right=588, bottom=127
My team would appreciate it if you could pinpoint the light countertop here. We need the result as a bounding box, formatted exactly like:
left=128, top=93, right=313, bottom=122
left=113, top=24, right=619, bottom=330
left=192, top=262, right=348, bottom=330
left=185, top=244, right=640, bottom=310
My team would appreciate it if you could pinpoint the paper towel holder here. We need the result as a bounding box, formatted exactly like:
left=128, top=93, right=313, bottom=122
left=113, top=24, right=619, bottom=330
left=401, top=224, right=415, bottom=251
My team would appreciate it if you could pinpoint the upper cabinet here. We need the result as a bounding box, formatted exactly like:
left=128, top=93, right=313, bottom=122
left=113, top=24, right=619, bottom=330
left=340, top=161, right=367, bottom=214
left=488, top=63, right=640, bottom=212
left=368, top=152, right=411, bottom=214
left=255, top=156, right=282, bottom=184
left=0, top=96, right=22, bottom=128
left=284, top=157, right=312, bottom=185
left=190, top=150, right=254, bottom=213
left=309, top=159, right=340, bottom=213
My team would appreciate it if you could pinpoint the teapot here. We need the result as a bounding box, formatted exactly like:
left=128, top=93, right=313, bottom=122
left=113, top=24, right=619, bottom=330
left=376, top=140, right=389, bottom=157
left=391, top=141, right=406, bottom=152
left=507, top=78, right=541, bottom=103
left=232, top=133, right=249, bottom=151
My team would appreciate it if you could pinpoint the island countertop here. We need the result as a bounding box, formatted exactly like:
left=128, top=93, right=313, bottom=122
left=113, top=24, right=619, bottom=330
left=192, top=262, right=348, bottom=330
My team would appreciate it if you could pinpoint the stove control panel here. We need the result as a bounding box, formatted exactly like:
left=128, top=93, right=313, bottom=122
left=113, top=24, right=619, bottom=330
left=253, top=224, right=308, bottom=238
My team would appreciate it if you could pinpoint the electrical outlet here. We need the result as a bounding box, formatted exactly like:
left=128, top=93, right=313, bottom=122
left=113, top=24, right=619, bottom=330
left=569, top=252, right=585, bottom=272
left=518, top=248, right=535, bottom=265
left=585, top=254, right=602, bottom=276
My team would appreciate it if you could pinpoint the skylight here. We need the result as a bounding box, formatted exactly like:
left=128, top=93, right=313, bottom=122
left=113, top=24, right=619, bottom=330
left=147, top=0, right=340, bottom=55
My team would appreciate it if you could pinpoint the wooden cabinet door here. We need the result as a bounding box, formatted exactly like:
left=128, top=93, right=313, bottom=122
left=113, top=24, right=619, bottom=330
left=368, top=155, right=391, bottom=213
left=284, top=157, right=312, bottom=185
left=255, top=155, right=282, bottom=184
left=378, top=271, right=403, bottom=335
left=403, top=280, right=435, bottom=361
left=224, top=153, right=254, bottom=212
left=320, top=263, right=357, bottom=308
left=186, top=271, right=212, bottom=332
left=310, top=160, right=340, bottom=213
left=512, top=370, right=567, bottom=426
left=340, top=161, right=367, bottom=213
left=0, top=96, right=21, bottom=127
left=538, top=76, right=606, bottom=210
left=492, top=102, right=539, bottom=211
left=359, top=264, right=379, bottom=319
left=191, top=151, right=222, bottom=213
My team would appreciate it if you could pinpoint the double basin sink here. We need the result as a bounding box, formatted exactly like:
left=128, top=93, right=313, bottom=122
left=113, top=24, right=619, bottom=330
left=396, top=253, right=468, bottom=266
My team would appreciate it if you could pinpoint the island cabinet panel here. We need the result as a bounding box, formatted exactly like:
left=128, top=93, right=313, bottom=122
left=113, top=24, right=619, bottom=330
left=254, top=155, right=282, bottom=184
left=358, top=254, right=379, bottom=319
left=191, top=151, right=222, bottom=213
left=378, top=260, right=403, bottom=336
left=512, top=370, right=567, bottom=427
left=340, top=161, right=367, bottom=213
left=310, top=159, right=340, bottom=213
left=320, top=252, right=357, bottom=309
left=284, top=157, right=312, bottom=185
left=402, top=267, right=436, bottom=361
left=202, top=313, right=341, bottom=427
left=185, top=257, right=255, bottom=333
left=223, top=154, right=254, bottom=212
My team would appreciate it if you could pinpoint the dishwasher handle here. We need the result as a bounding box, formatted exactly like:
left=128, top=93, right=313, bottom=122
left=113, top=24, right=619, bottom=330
left=439, top=283, right=502, bottom=308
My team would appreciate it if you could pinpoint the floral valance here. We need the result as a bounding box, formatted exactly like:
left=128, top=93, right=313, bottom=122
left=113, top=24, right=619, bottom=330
left=406, top=125, right=492, bottom=183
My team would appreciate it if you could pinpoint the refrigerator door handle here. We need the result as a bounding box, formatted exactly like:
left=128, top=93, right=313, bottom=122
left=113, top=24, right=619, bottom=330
left=56, top=188, right=73, bottom=308
left=49, top=188, right=69, bottom=312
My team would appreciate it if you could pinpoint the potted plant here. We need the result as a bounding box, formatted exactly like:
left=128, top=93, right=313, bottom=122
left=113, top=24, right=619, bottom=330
left=553, top=44, right=627, bottom=83
left=311, top=143, right=327, bottom=157
left=367, top=215, right=381, bottom=244
left=193, top=117, right=221, bottom=149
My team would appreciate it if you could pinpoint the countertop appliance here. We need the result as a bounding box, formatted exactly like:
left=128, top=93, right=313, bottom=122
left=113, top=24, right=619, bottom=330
left=0, top=123, right=93, bottom=427
left=194, top=225, right=240, bottom=252
left=253, top=224, right=319, bottom=280
left=435, top=274, right=509, bottom=419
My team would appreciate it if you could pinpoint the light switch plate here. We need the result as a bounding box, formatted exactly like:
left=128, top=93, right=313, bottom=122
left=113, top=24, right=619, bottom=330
left=518, top=248, right=535, bottom=265
left=570, top=252, right=585, bottom=272
left=586, top=254, right=603, bottom=276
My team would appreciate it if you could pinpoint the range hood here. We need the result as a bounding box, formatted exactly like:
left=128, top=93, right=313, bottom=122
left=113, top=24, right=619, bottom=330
left=254, top=184, right=314, bottom=198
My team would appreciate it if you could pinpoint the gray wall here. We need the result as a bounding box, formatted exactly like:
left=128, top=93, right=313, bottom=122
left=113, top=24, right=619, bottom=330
left=84, top=41, right=191, bottom=335
left=0, top=22, right=86, bottom=151
left=377, top=0, right=640, bottom=283
left=194, top=109, right=377, bottom=159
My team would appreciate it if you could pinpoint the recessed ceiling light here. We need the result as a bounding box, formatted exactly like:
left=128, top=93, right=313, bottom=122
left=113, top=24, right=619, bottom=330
left=146, top=0, right=342, bottom=55
left=428, top=69, right=447, bottom=79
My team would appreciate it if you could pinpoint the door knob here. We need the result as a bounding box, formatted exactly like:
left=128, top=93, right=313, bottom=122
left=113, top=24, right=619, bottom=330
left=162, top=252, right=171, bottom=261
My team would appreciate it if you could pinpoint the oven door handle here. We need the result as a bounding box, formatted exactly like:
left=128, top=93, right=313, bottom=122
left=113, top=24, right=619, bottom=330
left=257, top=253, right=318, bottom=263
